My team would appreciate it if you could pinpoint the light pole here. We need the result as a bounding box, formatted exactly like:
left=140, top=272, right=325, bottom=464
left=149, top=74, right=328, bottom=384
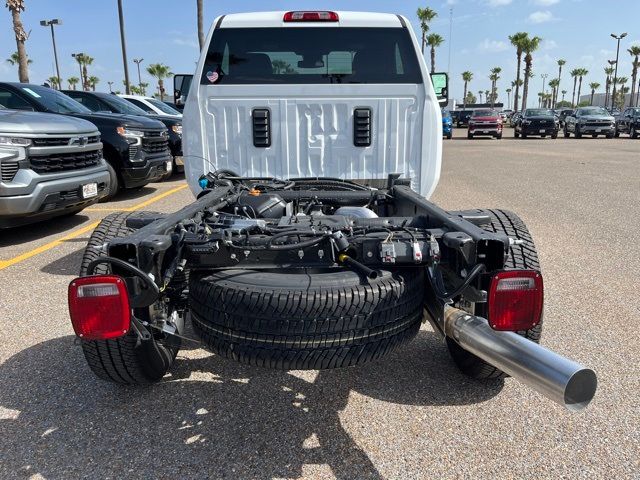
left=133, top=58, right=143, bottom=91
left=40, top=19, right=62, bottom=89
left=606, top=59, right=616, bottom=109
left=117, top=0, right=131, bottom=94
left=71, top=52, right=85, bottom=88
left=541, top=74, right=548, bottom=108
left=108, top=81, right=114, bottom=93
left=610, top=32, right=627, bottom=111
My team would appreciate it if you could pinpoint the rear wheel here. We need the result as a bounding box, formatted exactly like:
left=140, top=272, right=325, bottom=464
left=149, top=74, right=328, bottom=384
left=563, top=126, right=570, bottom=138
left=77, top=212, right=180, bottom=384
left=446, top=209, right=543, bottom=379
left=575, top=126, right=582, bottom=138
left=467, top=132, right=473, bottom=139
left=514, top=129, right=520, bottom=138
left=631, top=125, right=638, bottom=138
left=551, top=132, right=558, bottom=139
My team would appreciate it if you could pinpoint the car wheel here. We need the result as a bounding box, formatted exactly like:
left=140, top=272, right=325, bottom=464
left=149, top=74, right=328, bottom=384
left=631, top=125, right=638, bottom=138
left=575, top=126, right=582, bottom=138
left=551, top=132, right=558, bottom=139
left=467, top=132, right=473, bottom=139
left=496, top=132, right=502, bottom=139
left=100, top=162, right=120, bottom=203
left=514, top=129, right=520, bottom=138
left=447, top=132, right=453, bottom=139
left=563, top=126, right=570, bottom=138
left=446, top=209, right=543, bottom=379
left=614, top=128, right=620, bottom=137
left=521, top=131, right=527, bottom=139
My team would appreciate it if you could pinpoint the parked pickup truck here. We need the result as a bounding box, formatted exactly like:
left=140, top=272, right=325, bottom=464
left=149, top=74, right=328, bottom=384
left=563, top=106, right=615, bottom=138
left=467, top=109, right=503, bottom=139
left=0, top=83, right=172, bottom=200
left=62, top=90, right=184, bottom=174
left=67, top=11, right=596, bottom=412
left=614, top=107, right=640, bottom=138
left=513, top=108, right=559, bottom=139
left=0, top=106, right=109, bottom=227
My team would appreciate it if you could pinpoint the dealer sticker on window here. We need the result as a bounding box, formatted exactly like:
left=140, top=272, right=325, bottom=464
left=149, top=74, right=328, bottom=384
left=82, top=183, right=98, bottom=199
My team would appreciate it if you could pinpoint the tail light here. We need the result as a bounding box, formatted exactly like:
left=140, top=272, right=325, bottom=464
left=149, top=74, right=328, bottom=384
left=488, top=270, right=543, bottom=331
left=283, top=11, right=339, bottom=22
left=68, top=275, right=131, bottom=340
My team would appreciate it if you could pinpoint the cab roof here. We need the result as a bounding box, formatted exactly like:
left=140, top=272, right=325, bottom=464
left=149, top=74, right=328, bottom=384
left=218, top=11, right=405, bottom=28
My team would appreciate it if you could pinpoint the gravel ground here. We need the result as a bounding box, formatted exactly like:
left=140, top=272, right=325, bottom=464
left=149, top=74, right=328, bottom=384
left=0, top=131, right=638, bottom=479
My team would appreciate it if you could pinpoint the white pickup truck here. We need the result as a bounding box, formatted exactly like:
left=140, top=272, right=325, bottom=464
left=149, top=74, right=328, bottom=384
left=69, top=11, right=596, bottom=412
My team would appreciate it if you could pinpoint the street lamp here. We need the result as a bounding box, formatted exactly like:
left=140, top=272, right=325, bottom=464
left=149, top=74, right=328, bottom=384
left=40, top=19, right=62, bottom=89
left=541, top=74, right=548, bottom=108
left=107, top=81, right=114, bottom=93
left=117, top=0, right=131, bottom=94
left=605, top=60, right=617, bottom=109
left=610, top=32, right=627, bottom=111
left=133, top=58, right=144, bottom=91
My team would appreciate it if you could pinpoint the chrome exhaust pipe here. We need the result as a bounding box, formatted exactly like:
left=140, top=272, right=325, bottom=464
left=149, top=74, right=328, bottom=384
left=444, top=306, right=597, bottom=411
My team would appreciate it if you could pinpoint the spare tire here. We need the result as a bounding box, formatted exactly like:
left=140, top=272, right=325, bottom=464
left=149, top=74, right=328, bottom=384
left=189, top=268, right=424, bottom=370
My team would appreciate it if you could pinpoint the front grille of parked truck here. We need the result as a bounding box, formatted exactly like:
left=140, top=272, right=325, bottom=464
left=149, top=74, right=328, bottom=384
left=30, top=135, right=101, bottom=147
left=142, top=135, right=169, bottom=155
left=29, top=150, right=102, bottom=174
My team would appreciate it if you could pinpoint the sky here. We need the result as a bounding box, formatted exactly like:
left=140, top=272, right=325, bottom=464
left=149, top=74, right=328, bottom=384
left=2, top=0, right=640, bottom=106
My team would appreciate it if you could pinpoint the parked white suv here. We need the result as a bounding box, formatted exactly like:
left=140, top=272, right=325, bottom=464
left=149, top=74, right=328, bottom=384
left=119, top=95, right=182, bottom=118
left=182, top=10, right=444, bottom=198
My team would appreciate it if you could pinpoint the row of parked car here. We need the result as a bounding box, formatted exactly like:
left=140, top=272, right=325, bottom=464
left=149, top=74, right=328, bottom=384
left=442, top=106, right=640, bottom=140
left=0, top=82, right=183, bottom=228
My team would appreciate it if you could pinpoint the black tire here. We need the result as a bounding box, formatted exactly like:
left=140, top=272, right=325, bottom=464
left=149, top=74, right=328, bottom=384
left=563, top=126, right=570, bottom=138
left=521, top=131, right=527, bottom=139
left=446, top=209, right=543, bottom=379
left=78, top=212, right=179, bottom=384
left=575, top=126, right=582, bottom=138
left=447, top=132, right=453, bottom=139
left=100, top=162, right=120, bottom=203
left=514, top=129, right=520, bottom=138
left=189, top=268, right=425, bottom=370
left=631, top=125, right=638, bottom=138
left=496, top=132, right=502, bottom=139
left=467, top=132, right=473, bottom=139
left=551, top=132, right=558, bottom=139
left=592, top=134, right=597, bottom=138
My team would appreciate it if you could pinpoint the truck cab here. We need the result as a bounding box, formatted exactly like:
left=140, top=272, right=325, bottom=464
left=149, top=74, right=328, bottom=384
left=181, top=11, right=447, bottom=198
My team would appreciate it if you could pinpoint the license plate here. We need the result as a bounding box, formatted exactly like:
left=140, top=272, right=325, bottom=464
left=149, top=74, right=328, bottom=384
left=595, top=128, right=601, bottom=133
left=82, top=182, right=98, bottom=199
left=539, top=129, right=545, bottom=133
left=483, top=130, right=489, bottom=134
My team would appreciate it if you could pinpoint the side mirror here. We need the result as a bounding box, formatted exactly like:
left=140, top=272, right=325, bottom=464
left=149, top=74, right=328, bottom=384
left=173, top=74, right=193, bottom=107
left=430, top=72, right=448, bottom=106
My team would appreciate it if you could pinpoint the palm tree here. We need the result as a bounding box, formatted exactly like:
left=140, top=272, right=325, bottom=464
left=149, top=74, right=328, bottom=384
left=139, top=81, right=149, bottom=96
left=628, top=46, right=640, bottom=107
left=588, top=82, right=600, bottom=105
left=604, top=66, right=615, bottom=108
left=196, top=0, right=204, bottom=50
left=555, top=59, right=566, bottom=107
left=73, top=54, right=94, bottom=91
left=520, top=36, right=541, bottom=110
left=489, top=67, right=501, bottom=107
left=570, top=69, right=580, bottom=107
left=6, top=51, right=32, bottom=80
left=485, top=90, right=490, bottom=105
left=478, top=90, right=483, bottom=103
left=416, top=7, right=438, bottom=55
left=575, top=68, right=588, bottom=107
left=426, top=33, right=444, bottom=73
left=465, top=92, right=477, bottom=104
left=67, top=77, right=79, bottom=90
left=6, top=0, right=29, bottom=82
left=147, top=63, right=173, bottom=101
left=509, top=32, right=529, bottom=112
left=615, top=77, right=628, bottom=108
left=561, top=90, right=567, bottom=103
left=548, top=78, right=560, bottom=107
left=461, top=71, right=473, bottom=110
left=47, top=76, right=60, bottom=89
left=506, top=88, right=512, bottom=106
left=88, top=76, right=100, bottom=91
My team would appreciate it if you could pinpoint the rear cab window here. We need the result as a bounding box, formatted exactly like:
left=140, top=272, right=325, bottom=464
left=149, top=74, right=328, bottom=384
left=200, top=27, right=423, bottom=85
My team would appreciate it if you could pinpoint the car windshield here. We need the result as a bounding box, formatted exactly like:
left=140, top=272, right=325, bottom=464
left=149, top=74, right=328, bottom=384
left=525, top=109, right=553, bottom=117
left=100, top=94, right=149, bottom=115
left=201, top=27, right=422, bottom=84
left=147, top=98, right=181, bottom=115
left=20, top=85, right=91, bottom=114
left=473, top=110, right=497, bottom=117
left=630, top=108, right=640, bottom=117
left=578, top=107, right=608, bottom=116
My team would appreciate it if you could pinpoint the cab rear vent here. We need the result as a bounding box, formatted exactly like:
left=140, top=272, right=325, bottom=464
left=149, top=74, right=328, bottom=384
left=252, top=109, right=271, bottom=147
left=354, top=108, right=372, bottom=147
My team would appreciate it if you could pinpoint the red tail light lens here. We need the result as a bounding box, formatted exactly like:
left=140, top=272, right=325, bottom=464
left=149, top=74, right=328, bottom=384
left=68, top=275, right=130, bottom=340
left=283, top=11, right=339, bottom=22
left=488, top=270, right=543, bottom=331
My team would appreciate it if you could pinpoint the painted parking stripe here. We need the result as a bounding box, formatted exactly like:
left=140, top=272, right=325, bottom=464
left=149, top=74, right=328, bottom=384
left=0, top=184, right=188, bottom=271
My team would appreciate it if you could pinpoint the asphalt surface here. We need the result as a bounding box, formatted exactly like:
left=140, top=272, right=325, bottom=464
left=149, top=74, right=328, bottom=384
left=1, top=130, right=638, bottom=479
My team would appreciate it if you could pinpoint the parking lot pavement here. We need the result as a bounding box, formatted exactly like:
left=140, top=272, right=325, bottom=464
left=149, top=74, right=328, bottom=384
left=1, top=132, right=639, bottom=479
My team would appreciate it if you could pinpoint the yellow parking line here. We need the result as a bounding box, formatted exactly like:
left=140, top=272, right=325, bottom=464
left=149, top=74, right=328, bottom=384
left=0, top=184, right=189, bottom=271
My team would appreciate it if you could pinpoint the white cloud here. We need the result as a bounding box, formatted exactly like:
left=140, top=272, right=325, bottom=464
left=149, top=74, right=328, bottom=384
left=477, top=39, right=510, bottom=53
left=486, top=0, right=512, bottom=6
left=444, top=0, right=457, bottom=5
left=528, top=10, right=555, bottom=23
left=532, top=0, right=560, bottom=5
left=173, top=36, right=199, bottom=49
left=542, top=40, right=558, bottom=50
